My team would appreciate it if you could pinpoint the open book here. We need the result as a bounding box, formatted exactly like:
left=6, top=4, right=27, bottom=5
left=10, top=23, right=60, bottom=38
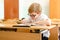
left=13, top=23, right=36, bottom=27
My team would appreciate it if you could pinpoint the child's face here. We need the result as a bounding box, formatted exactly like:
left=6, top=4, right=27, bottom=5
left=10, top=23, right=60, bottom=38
left=29, top=12, right=40, bottom=19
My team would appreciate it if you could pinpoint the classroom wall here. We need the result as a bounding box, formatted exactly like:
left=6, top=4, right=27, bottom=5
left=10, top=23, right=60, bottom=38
left=0, top=0, right=49, bottom=19
left=4, top=0, right=19, bottom=19
left=50, top=0, right=60, bottom=19
left=0, top=0, right=60, bottom=19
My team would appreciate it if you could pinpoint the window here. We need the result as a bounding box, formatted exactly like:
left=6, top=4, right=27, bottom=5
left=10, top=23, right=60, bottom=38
left=0, top=0, right=4, bottom=19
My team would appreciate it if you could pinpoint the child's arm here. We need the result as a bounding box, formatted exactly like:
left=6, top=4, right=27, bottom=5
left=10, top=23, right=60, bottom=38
left=20, top=19, right=27, bottom=24
left=34, top=19, right=51, bottom=26
left=20, top=18, right=31, bottom=24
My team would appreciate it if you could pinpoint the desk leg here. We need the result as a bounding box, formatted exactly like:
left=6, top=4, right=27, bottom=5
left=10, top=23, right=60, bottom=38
left=49, top=26, right=58, bottom=40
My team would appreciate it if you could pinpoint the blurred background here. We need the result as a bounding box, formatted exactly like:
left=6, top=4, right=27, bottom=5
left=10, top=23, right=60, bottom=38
left=19, top=0, right=49, bottom=19
left=0, top=0, right=60, bottom=19
left=0, top=0, right=4, bottom=19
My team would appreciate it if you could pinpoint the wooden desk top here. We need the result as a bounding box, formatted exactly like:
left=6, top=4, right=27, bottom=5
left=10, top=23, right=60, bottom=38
left=51, top=19, right=60, bottom=22
left=52, top=22, right=60, bottom=25
left=0, top=24, right=58, bottom=40
left=52, top=22, right=60, bottom=27
left=0, top=24, right=56, bottom=30
left=30, top=25, right=56, bottom=30
left=51, top=19, right=60, bottom=25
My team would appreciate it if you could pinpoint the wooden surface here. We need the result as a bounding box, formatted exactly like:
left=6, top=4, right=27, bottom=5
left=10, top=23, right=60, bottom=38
left=51, top=19, right=60, bottom=27
left=0, top=25, right=58, bottom=40
left=4, top=0, right=19, bottom=19
left=0, top=31, right=41, bottom=40
left=51, top=19, right=60, bottom=40
left=52, top=22, right=60, bottom=27
left=31, top=25, right=58, bottom=40
left=50, top=0, right=60, bottom=18
left=51, top=21, right=60, bottom=27
left=49, top=26, right=58, bottom=40
left=30, top=25, right=56, bottom=29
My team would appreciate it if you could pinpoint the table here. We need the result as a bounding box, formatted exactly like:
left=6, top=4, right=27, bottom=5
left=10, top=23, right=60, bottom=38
left=0, top=25, right=58, bottom=40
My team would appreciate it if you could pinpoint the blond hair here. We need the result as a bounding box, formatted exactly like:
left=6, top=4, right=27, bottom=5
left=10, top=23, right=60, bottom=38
left=28, top=3, right=42, bottom=14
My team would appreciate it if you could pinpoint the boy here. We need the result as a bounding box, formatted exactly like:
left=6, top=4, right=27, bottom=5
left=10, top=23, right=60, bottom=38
left=21, top=3, right=51, bottom=40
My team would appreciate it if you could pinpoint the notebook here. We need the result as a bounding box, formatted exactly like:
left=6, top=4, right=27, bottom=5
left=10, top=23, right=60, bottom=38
left=13, top=24, right=31, bottom=27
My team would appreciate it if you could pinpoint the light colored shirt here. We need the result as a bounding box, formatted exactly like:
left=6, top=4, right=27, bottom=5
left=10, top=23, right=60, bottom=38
left=24, top=13, right=51, bottom=25
left=23, top=13, right=51, bottom=37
